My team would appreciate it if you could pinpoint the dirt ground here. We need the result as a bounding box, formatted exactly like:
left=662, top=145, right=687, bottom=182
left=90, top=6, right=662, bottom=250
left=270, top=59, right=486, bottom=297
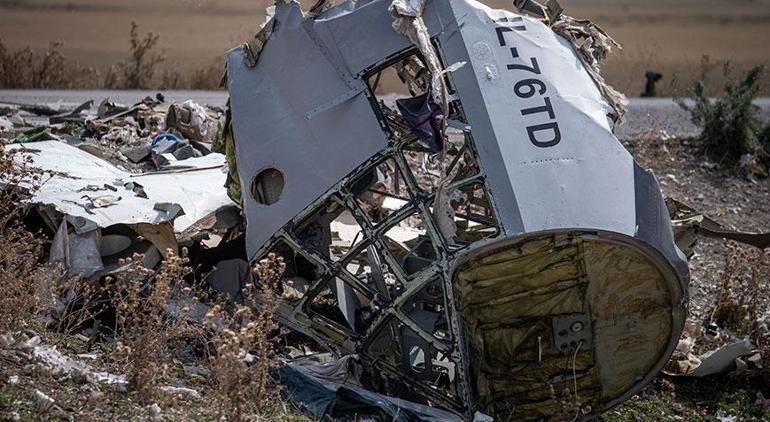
left=627, top=131, right=770, bottom=323
left=1, top=0, right=769, bottom=94
left=600, top=130, right=770, bottom=420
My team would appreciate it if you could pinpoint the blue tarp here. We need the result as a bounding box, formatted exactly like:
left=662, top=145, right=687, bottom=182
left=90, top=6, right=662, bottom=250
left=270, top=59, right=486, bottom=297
left=276, top=355, right=462, bottom=421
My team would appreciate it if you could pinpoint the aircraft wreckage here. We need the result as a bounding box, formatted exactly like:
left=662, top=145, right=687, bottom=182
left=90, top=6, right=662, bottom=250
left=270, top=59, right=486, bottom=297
left=224, top=0, right=686, bottom=419
left=6, top=0, right=768, bottom=420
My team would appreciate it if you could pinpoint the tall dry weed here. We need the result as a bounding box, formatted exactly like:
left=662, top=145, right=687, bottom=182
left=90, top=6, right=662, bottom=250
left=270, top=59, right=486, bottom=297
left=709, top=241, right=770, bottom=365
left=103, top=249, right=287, bottom=410
left=107, top=251, right=201, bottom=400
left=104, top=22, right=165, bottom=89
left=0, top=143, right=46, bottom=332
left=49, top=274, right=107, bottom=336
left=1, top=29, right=225, bottom=90
left=204, top=253, right=285, bottom=420
left=0, top=39, right=97, bottom=89
left=678, top=63, right=767, bottom=170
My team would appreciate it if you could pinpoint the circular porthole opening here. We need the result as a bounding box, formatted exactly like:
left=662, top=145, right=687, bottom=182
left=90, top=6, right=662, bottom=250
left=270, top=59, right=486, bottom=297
left=250, top=168, right=284, bottom=205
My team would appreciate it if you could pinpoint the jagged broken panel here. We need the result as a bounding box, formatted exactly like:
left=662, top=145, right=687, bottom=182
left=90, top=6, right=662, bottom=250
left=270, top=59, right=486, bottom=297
left=227, top=0, right=689, bottom=419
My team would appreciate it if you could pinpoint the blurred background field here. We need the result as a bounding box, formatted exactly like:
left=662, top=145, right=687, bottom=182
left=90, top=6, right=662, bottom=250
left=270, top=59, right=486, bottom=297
left=0, top=0, right=769, bottom=94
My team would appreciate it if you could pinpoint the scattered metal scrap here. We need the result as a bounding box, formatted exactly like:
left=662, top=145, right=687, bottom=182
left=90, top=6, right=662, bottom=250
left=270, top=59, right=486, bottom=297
left=9, top=140, right=233, bottom=276
left=666, top=335, right=759, bottom=378
left=1, top=95, right=241, bottom=286
left=2, top=0, right=769, bottom=420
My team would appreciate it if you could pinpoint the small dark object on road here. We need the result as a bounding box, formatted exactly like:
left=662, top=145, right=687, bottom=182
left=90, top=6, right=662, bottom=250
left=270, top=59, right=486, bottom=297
left=642, top=71, right=663, bottom=97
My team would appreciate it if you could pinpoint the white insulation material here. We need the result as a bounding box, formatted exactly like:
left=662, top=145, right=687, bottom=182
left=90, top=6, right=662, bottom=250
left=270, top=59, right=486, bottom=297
left=9, top=141, right=230, bottom=232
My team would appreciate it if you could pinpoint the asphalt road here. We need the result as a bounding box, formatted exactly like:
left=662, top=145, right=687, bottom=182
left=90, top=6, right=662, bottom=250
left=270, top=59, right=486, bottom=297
left=2, top=90, right=770, bottom=140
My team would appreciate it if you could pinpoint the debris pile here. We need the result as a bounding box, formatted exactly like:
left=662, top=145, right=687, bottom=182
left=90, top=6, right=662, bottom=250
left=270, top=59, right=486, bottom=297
left=0, top=95, right=248, bottom=304
left=5, top=95, right=222, bottom=171
left=2, top=0, right=769, bottom=420
left=663, top=237, right=770, bottom=379
left=223, top=0, right=769, bottom=418
left=224, top=0, right=683, bottom=419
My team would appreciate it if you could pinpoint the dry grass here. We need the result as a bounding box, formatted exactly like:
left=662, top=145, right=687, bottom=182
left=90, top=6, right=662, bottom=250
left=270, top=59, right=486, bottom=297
left=205, top=253, right=285, bottom=419
left=0, top=22, right=222, bottom=90
left=0, top=39, right=99, bottom=89
left=629, top=119, right=673, bottom=167
left=100, top=250, right=290, bottom=415
left=105, top=251, right=200, bottom=400
left=103, top=251, right=289, bottom=417
left=0, top=142, right=297, bottom=420
left=160, top=59, right=224, bottom=90
left=709, top=241, right=770, bottom=366
left=0, top=143, right=45, bottom=332
left=50, top=274, right=103, bottom=336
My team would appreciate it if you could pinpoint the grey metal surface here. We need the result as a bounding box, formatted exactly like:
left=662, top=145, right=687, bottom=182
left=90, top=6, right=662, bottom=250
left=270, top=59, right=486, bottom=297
left=433, top=1, right=525, bottom=234
left=633, top=162, right=691, bottom=279
left=227, top=1, right=393, bottom=255
left=443, top=0, right=636, bottom=237
left=221, top=0, right=693, bottom=418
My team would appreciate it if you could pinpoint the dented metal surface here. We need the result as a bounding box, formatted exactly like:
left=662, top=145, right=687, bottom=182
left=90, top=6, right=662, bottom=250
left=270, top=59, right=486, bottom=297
left=7, top=140, right=235, bottom=280
left=8, top=141, right=230, bottom=232
left=227, top=0, right=690, bottom=419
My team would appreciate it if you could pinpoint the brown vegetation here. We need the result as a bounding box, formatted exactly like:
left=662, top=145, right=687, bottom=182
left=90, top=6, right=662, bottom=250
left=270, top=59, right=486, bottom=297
left=0, top=143, right=45, bottom=332
left=0, top=143, right=295, bottom=420
left=106, top=251, right=198, bottom=399
left=2, top=0, right=770, bottom=93
left=103, top=22, right=165, bottom=90
left=678, top=63, right=768, bottom=172
left=0, top=22, right=222, bottom=90
left=205, top=254, right=284, bottom=419
left=0, top=39, right=95, bottom=89
left=710, top=242, right=770, bottom=367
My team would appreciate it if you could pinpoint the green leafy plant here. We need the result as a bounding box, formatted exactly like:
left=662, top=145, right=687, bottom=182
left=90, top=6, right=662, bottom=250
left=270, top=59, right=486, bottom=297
left=678, top=64, right=768, bottom=172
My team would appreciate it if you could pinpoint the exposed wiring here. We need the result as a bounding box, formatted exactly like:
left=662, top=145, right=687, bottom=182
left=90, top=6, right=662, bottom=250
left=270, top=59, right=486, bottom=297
left=537, top=335, right=542, bottom=363
left=570, top=340, right=584, bottom=422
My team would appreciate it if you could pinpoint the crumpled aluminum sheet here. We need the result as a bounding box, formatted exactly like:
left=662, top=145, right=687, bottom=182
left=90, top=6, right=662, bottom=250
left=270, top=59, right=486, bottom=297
left=9, top=140, right=230, bottom=232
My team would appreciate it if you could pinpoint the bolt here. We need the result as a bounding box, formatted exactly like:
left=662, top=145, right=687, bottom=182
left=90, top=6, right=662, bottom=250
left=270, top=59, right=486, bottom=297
left=570, top=321, right=584, bottom=333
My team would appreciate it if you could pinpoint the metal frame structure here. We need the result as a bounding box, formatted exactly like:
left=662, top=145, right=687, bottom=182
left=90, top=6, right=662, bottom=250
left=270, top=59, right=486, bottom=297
left=226, top=0, right=690, bottom=418
left=251, top=51, right=498, bottom=411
